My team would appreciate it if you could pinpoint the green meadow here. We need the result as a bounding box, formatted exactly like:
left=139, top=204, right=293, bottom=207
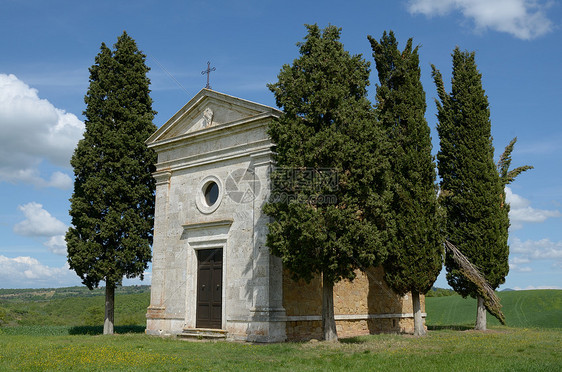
left=0, top=286, right=150, bottom=328
left=0, top=287, right=560, bottom=371
left=426, top=289, right=562, bottom=329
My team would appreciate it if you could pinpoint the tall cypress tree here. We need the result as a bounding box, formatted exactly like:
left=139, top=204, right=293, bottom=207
left=265, top=24, right=390, bottom=341
left=66, top=32, right=157, bottom=335
left=368, top=31, right=442, bottom=336
left=432, top=48, right=508, bottom=330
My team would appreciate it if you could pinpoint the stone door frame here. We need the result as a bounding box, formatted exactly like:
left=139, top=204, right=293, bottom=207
left=183, top=220, right=232, bottom=330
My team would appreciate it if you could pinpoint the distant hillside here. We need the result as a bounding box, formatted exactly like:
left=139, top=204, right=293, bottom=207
left=425, top=289, right=562, bottom=329
left=0, top=285, right=150, bottom=301
left=0, top=285, right=150, bottom=327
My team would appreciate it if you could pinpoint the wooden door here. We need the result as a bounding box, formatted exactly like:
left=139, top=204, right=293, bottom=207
left=196, top=248, right=223, bottom=329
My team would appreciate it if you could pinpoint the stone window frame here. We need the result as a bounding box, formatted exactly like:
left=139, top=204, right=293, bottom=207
left=196, top=175, right=224, bottom=214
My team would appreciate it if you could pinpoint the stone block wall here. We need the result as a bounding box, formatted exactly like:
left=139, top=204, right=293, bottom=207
left=283, top=266, right=424, bottom=340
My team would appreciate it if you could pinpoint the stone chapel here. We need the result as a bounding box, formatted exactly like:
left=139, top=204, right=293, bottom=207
left=145, top=89, right=425, bottom=342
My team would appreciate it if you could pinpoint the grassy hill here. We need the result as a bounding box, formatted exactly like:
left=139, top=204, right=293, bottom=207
left=0, top=286, right=150, bottom=328
left=425, top=289, right=562, bottom=329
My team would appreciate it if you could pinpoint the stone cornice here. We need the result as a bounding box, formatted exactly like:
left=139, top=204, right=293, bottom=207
left=153, top=171, right=171, bottom=186
left=182, top=219, right=234, bottom=231
left=153, top=140, right=272, bottom=173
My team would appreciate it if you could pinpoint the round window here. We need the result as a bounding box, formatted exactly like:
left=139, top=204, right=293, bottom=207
left=196, top=175, right=223, bottom=214
left=204, top=181, right=219, bottom=206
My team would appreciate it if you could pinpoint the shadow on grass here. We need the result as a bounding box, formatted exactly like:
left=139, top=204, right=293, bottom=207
left=340, top=337, right=367, bottom=344
left=69, top=325, right=146, bottom=335
left=427, top=325, right=473, bottom=331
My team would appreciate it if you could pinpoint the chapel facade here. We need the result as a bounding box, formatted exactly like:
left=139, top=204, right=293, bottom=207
left=145, top=89, right=424, bottom=342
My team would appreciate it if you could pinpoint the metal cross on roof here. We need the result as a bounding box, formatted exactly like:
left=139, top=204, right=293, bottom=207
left=201, top=61, right=216, bottom=89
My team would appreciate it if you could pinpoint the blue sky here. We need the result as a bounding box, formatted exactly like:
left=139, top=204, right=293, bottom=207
left=0, top=0, right=560, bottom=290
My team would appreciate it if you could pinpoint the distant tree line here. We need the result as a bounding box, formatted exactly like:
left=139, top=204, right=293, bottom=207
left=425, top=287, right=456, bottom=297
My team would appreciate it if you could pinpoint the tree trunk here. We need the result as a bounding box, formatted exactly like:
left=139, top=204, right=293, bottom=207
left=475, top=295, right=487, bottom=331
left=322, top=274, right=338, bottom=342
left=412, top=290, right=426, bottom=336
left=104, top=282, right=115, bottom=335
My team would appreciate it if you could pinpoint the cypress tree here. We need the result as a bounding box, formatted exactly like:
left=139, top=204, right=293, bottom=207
left=66, top=31, right=157, bottom=335
left=368, top=31, right=442, bottom=336
left=498, top=137, right=533, bottom=187
left=432, top=48, right=508, bottom=330
left=265, top=24, right=390, bottom=341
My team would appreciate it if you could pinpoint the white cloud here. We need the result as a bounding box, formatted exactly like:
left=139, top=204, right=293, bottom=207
left=44, top=235, right=67, bottom=256
left=509, top=256, right=532, bottom=271
left=0, top=255, right=79, bottom=288
left=407, top=0, right=554, bottom=40
left=13, top=202, right=68, bottom=237
left=408, top=0, right=457, bottom=15
left=513, top=285, right=561, bottom=290
left=510, top=256, right=530, bottom=264
left=0, top=255, right=151, bottom=289
left=505, top=187, right=560, bottom=230
left=0, top=73, right=83, bottom=188
left=7, top=170, right=73, bottom=190
left=509, top=262, right=532, bottom=272
left=44, top=171, right=73, bottom=189
left=511, top=237, right=562, bottom=259
left=510, top=236, right=562, bottom=271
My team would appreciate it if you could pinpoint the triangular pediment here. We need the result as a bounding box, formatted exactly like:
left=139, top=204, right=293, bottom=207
left=147, top=89, right=280, bottom=145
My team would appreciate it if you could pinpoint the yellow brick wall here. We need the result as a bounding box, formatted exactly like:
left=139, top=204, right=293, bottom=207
left=283, top=267, right=425, bottom=340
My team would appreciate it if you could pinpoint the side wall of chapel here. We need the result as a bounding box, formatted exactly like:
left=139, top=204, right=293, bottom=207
left=283, top=266, right=425, bottom=340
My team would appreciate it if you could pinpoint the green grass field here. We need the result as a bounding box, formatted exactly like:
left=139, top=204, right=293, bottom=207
left=425, top=289, right=562, bottom=329
left=0, top=287, right=560, bottom=371
left=1, top=328, right=560, bottom=371
left=0, top=286, right=150, bottom=328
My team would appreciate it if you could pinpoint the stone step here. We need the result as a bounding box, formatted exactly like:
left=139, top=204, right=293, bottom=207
left=179, top=328, right=228, bottom=341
